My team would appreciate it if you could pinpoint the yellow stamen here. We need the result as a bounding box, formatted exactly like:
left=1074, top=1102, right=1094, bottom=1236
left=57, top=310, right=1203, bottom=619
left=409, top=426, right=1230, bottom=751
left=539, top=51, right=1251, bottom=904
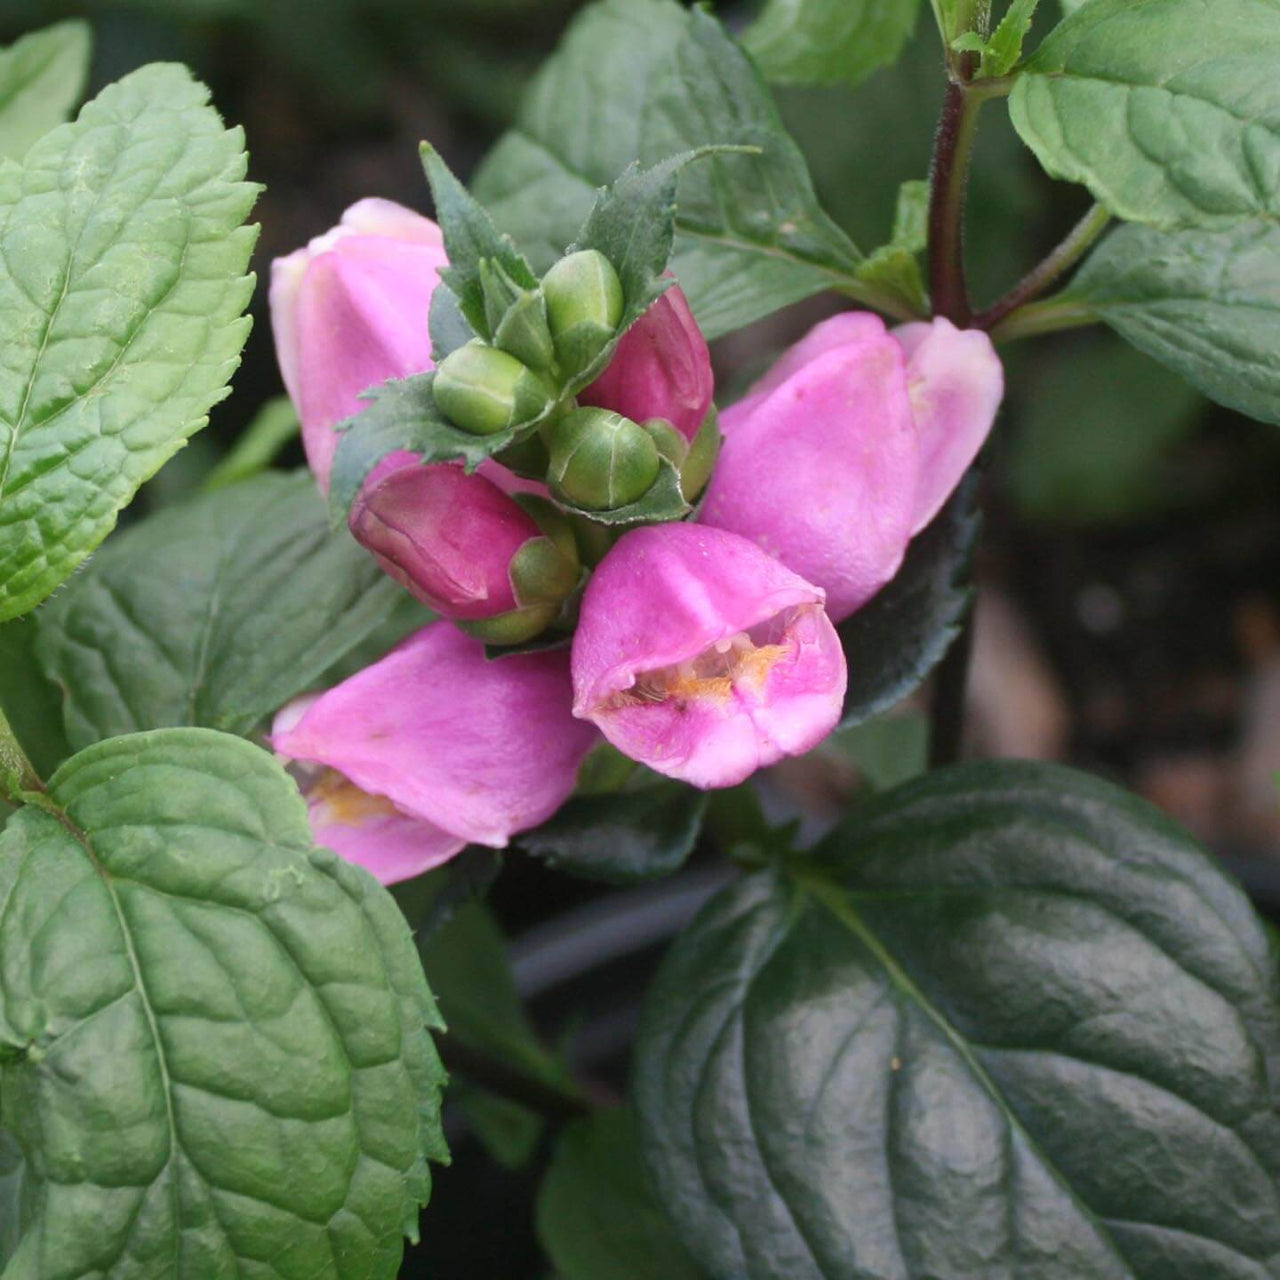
left=310, top=769, right=398, bottom=826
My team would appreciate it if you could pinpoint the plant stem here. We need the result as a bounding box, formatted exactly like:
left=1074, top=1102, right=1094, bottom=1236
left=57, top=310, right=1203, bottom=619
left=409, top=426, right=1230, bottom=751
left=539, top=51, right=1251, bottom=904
left=0, top=704, right=42, bottom=804
left=989, top=295, right=1098, bottom=344
left=975, top=203, right=1111, bottom=332
left=437, top=1037, right=603, bottom=1122
left=927, top=79, right=985, bottom=325
left=928, top=602, right=975, bottom=769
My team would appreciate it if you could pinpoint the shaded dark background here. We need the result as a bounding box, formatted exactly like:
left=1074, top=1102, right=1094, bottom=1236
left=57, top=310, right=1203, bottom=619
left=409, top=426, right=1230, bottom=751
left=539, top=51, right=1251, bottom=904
left=6, top=1, right=1280, bottom=1273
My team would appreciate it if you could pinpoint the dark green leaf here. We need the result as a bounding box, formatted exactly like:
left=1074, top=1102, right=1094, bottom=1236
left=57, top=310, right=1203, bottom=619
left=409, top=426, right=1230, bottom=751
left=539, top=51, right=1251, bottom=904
left=519, top=781, right=708, bottom=884
left=420, top=142, right=538, bottom=339
left=0, top=64, right=258, bottom=622
left=0, top=20, right=90, bottom=161
left=0, top=616, right=71, bottom=779
left=636, top=760, right=1280, bottom=1279
left=744, top=0, right=921, bottom=88
left=1065, top=219, right=1280, bottom=426
left=838, top=473, right=978, bottom=729
left=473, top=0, right=879, bottom=340
left=0, top=728, right=446, bottom=1278
left=1011, top=0, right=1280, bottom=228
left=538, top=1110, right=705, bottom=1280
left=392, top=846, right=503, bottom=947
left=828, top=709, right=929, bottom=791
left=35, top=471, right=403, bottom=749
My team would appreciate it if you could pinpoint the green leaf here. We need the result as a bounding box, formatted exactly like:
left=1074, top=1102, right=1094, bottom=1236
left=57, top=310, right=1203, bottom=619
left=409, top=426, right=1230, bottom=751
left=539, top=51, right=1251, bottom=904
left=201, top=395, right=300, bottom=491
left=635, top=760, right=1280, bottom=1280
left=0, top=21, right=90, bottom=162
left=744, top=0, right=921, bottom=88
left=538, top=1109, right=705, bottom=1280
left=519, top=780, right=708, bottom=884
left=1008, top=331, right=1203, bottom=521
left=429, top=281, right=475, bottom=363
left=852, top=178, right=930, bottom=315
left=473, top=0, right=879, bottom=340
left=1010, top=0, right=1280, bottom=229
left=0, top=728, right=446, bottom=1278
left=421, top=902, right=578, bottom=1166
left=34, top=471, right=403, bottom=749
left=0, top=63, right=258, bottom=623
left=391, top=845, right=503, bottom=947
left=829, top=709, right=929, bottom=791
left=1063, top=219, right=1280, bottom=425
left=838, top=473, right=979, bottom=729
left=421, top=142, right=538, bottom=340
left=0, top=616, right=71, bottom=780
left=953, top=0, right=1042, bottom=76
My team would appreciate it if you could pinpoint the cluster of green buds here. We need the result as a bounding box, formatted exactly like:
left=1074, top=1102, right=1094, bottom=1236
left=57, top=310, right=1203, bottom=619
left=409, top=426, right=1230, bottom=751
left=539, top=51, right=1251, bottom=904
left=430, top=248, right=715, bottom=519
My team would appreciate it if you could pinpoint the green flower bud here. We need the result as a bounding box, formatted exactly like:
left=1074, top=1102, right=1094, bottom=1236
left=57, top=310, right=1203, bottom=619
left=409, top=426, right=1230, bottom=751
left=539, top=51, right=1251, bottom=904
left=542, top=249, right=624, bottom=378
left=457, top=603, right=560, bottom=646
left=680, top=406, right=722, bottom=501
left=434, top=340, right=551, bottom=436
left=640, top=418, right=688, bottom=469
left=547, top=407, right=661, bottom=511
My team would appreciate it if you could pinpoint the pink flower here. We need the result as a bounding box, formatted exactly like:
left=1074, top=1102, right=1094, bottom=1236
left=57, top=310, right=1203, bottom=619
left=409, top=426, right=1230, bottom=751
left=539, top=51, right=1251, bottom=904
left=272, top=623, right=598, bottom=883
left=579, top=284, right=713, bottom=440
left=699, top=314, right=1003, bottom=622
left=571, top=523, right=846, bottom=789
left=349, top=457, right=560, bottom=621
left=270, top=198, right=448, bottom=492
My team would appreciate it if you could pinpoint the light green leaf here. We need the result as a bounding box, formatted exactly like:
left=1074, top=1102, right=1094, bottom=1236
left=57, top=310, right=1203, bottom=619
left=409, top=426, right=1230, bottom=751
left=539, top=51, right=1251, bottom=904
left=34, top=471, right=404, bottom=749
left=743, top=0, right=922, bottom=89
left=473, top=0, right=881, bottom=340
left=201, top=395, right=300, bottom=491
left=538, top=1110, right=705, bottom=1280
left=1010, top=0, right=1280, bottom=229
left=0, top=728, right=446, bottom=1278
left=1066, top=219, right=1280, bottom=425
left=636, top=761, right=1280, bottom=1279
left=853, top=178, right=930, bottom=315
left=0, top=63, right=259, bottom=622
left=952, top=0, right=1041, bottom=76
left=0, top=21, right=90, bottom=162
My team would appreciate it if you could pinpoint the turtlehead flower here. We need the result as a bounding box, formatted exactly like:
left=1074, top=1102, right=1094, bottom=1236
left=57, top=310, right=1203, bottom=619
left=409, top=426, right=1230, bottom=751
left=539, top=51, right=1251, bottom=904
left=579, top=283, right=714, bottom=441
left=273, top=623, right=598, bottom=883
left=700, top=313, right=1002, bottom=622
left=349, top=458, right=577, bottom=640
left=571, top=523, right=846, bottom=789
left=270, top=198, right=448, bottom=491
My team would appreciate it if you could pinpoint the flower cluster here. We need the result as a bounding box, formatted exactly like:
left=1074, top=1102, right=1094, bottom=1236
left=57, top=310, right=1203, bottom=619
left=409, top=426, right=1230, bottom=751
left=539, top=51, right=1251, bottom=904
left=269, top=199, right=1002, bottom=882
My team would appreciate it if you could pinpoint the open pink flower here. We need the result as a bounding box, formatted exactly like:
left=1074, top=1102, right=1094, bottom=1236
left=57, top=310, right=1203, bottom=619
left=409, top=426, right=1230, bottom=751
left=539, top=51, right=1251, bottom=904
left=571, top=523, right=846, bottom=789
left=270, top=198, right=448, bottom=491
left=579, top=283, right=713, bottom=440
left=700, top=313, right=1002, bottom=621
left=273, top=623, right=598, bottom=883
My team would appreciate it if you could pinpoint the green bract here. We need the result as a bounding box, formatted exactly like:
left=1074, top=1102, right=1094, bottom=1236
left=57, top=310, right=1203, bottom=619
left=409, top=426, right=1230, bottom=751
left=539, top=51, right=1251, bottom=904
left=548, top=408, right=662, bottom=511
left=0, top=729, right=447, bottom=1279
left=636, top=762, right=1280, bottom=1279
left=0, top=63, right=258, bottom=623
left=434, top=340, right=552, bottom=436
left=1011, top=0, right=1280, bottom=229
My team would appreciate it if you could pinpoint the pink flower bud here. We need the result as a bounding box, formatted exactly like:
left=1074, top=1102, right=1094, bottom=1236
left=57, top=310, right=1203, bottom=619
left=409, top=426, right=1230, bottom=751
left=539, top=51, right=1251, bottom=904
left=699, top=313, right=1002, bottom=622
left=270, top=198, right=448, bottom=492
left=579, top=283, right=713, bottom=440
left=272, top=623, right=599, bottom=883
left=571, top=523, right=846, bottom=789
left=349, top=459, right=541, bottom=619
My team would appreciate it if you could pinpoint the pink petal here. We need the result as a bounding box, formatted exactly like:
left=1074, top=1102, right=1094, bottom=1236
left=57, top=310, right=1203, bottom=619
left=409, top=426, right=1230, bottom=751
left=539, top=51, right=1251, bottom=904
left=699, top=322, right=919, bottom=622
left=894, top=317, right=1004, bottom=533
left=273, top=622, right=597, bottom=847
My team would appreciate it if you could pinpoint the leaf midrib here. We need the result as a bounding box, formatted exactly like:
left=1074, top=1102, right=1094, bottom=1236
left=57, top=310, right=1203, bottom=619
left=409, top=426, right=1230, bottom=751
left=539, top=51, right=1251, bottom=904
left=799, top=875, right=1142, bottom=1278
